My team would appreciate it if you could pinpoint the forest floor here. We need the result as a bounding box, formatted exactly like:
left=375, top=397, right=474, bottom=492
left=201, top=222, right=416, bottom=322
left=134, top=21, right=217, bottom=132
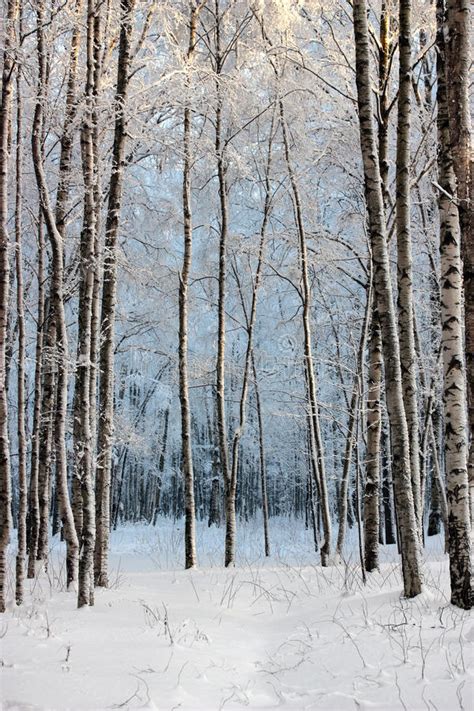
left=1, top=518, right=473, bottom=710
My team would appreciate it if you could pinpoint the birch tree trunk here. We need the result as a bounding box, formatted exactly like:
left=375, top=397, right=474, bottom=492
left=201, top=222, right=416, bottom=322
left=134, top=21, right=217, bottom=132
left=226, top=114, right=274, bottom=566
left=444, top=0, right=473, bottom=523
left=95, top=0, right=135, bottom=587
left=395, top=0, right=422, bottom=530
left=210, top=0, right=233, bottom=566
left=89, top=1, right=103, bottom=490
left=0, top=0, right=18, bottom=612
left=179, top=0, right=201, bottom=569
left=352, top=0, right=422, bottom=598
left=76, top=0, right=99, bottom=607
left=256, top=14, right=332, bottom=563
left=279, top=100, right=332, bottom=566
left=435, top=0, right=472, bottom=609
left=35, top=315, right=55, bottom=569
left=32, top=0, right=79, bottom=589
left=378, top=0, right=394, bottom=212
left=415, top=327, right=449, bottom=547
left=337, top=283, right=371, bottom=555
left=251, top=352, right=270, bottom=557
left=27, top=212, right=44, bottom=578
left=151, top=407, right=168, bottom=525
left=363, top=0, right=393, bottom=570
left=429, top=422, right=449, bottom=542
left=381, top=423, right=396, bottom=545
left=364, top=301, right=383, bottom=571
left=14, top=35, right=27, bottom=605
left=30, top=0, right=83, bottom=580
left=428, top=475, right=442, bottom=535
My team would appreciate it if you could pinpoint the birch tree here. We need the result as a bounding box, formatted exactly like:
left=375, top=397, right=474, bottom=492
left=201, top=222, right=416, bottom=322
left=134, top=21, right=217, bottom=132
left=351, top=0, right=422, bottom=598
left=228, top=114, right=275, bottom=565
left=32, top=0, right=79, bottom=588
left=279, top=99, right=332, bottom=566
left=212, top=0, right=232, bottom=566
left=179, top=0, right=202, bottom=570
left=27, top=213, right=44, bottom=579
left=363, top=0, right=393, bottom=570
left=0, top=0, right=18, bottom=612
left=336, top=282, right=371, bottom=556
left=76, top=0, right=100, bottom=607
left=444, top=0, right=473, bottom=521
left=14, top=21, right=27, bottom=604
left=435, top=0, right=472, bottom=609
left=395, top=0, right=422, bottom=529
left=364, top=299, right=383, bottom=571
left=95, top=0, right=136, bottom=587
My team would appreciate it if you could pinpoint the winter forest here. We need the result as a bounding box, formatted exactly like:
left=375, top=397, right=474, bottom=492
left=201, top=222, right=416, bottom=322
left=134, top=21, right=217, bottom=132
left=0, top=0, right=473, bottom=708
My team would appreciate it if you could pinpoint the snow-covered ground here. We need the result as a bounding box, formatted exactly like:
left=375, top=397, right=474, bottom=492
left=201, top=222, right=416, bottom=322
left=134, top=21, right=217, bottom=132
left=1, top=518, right=472, bottom=710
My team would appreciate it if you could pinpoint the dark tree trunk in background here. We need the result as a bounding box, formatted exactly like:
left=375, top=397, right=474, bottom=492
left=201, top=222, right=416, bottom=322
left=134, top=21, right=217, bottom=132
left=27, top=211, right=44, bottom=579
left=178, top=1, right=201, bottom=569
left=14, top=30, right=28, bottom=604
left=95, top=0, right=135, bottom=587
left=0, top=0, right=19, bottom=611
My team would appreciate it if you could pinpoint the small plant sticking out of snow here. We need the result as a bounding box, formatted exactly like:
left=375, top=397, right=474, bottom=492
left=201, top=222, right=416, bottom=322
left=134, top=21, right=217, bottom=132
left=140, top=600, right=209, bottom=647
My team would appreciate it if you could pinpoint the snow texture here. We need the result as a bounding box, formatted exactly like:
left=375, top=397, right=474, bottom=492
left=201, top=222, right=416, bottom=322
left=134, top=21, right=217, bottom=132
left=2, top=518, right=472, bottom=710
